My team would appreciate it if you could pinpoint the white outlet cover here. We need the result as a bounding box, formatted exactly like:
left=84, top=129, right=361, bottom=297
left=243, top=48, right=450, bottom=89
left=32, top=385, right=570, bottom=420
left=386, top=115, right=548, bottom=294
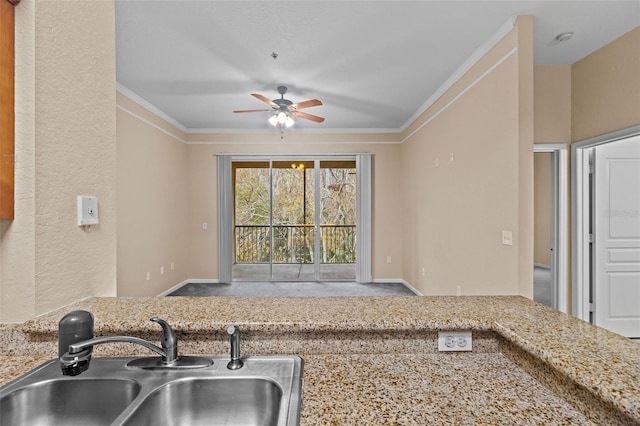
left=438, top=331, right=472, bottom=352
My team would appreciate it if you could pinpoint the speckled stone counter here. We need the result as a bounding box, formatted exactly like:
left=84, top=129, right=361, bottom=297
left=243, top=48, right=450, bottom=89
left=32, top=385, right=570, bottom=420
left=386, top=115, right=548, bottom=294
left=300, top=353, right=598, bottom=425
left=1, top=296, right=639, bottom=424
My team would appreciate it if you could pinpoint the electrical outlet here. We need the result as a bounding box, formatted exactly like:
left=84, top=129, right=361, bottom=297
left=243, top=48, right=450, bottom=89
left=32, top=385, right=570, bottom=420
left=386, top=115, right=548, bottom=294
left=438, top=331, right=472, bottom=352
left=386, top=256, right=392, bottom=264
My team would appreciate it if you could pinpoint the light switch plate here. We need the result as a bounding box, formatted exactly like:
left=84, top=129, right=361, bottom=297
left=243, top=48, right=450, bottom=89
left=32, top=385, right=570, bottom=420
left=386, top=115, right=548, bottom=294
left=77, top=196, right=99, bottom=226
left=502, top=230, right=513, bottom=246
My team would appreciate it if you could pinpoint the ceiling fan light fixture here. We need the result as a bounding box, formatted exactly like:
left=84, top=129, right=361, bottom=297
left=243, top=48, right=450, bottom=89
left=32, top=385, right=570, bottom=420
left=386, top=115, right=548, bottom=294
left=234, top=86, right=323, bottom=129
left=285, top=115, right=295, bottom=128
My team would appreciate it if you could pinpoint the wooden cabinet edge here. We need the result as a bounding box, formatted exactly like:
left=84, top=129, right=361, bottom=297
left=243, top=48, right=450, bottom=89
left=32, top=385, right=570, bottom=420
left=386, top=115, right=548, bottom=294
left=0, top=0, right=15, bottom=219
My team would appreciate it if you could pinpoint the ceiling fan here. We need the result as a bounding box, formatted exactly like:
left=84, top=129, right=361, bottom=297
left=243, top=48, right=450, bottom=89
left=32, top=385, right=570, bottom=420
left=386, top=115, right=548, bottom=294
left=233, top=86, right=325, bottom=127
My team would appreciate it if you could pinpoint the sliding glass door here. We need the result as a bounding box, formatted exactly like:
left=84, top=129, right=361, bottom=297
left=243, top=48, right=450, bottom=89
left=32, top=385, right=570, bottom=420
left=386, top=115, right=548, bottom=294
left=232, top=159, right=356, bottom=281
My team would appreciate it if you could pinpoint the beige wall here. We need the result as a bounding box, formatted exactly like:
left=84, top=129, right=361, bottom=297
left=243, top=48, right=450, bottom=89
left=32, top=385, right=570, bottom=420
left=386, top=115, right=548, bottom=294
left=0, top=1, right=116, bottom=322
left=532, top=64, right=572, bottom=310
left=534, top=65, right=571, bottom=143
left=0, top=0, right=36, bottom=322
left=572, top=26, right=640, bottom=142
left=399, top=17, right=533, bottom=296
left=116, top=94, right=190, bottom=296
left=516, top=17, right=535, bottom=298
left=533, top=153, right=551, bottom=265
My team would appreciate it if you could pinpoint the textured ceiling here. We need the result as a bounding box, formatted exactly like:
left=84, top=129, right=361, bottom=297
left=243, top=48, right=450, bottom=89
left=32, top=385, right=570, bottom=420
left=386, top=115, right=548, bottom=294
left=115, top=1, right=640, bottom=132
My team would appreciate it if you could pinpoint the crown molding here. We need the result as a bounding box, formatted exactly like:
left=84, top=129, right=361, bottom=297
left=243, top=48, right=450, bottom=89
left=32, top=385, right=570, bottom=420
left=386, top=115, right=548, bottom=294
left=187, top=127, right=399, bottom=135
left=400, top=46, right=518, bottom=144
left=185, top=140, right=401, bottom=145
left=399, top=15, right=518, bottom=132
left=116, top=83, right=189, bottom=133
left=116, top=104, right=187, bottom=144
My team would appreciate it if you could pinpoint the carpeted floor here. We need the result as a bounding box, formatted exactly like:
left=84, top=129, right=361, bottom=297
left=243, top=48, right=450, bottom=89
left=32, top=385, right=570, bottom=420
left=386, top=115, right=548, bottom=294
left=534, top=265, right=552, bottom=307
left=167, top=281, right=417, bottom=297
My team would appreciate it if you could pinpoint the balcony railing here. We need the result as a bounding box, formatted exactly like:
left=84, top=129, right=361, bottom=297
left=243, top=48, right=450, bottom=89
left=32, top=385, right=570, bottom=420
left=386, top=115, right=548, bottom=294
left=235, top=225, right=356, bottom=264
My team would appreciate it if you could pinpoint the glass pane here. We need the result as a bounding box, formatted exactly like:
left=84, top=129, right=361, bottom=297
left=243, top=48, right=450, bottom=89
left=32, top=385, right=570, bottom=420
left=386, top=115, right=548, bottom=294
left=319, top=162, right=356, bottom=280
left=233, top=164, right=271, bottom=280
left=272, top=161, right=314, bottom=281
left=271, top=162, right=315, bottom=280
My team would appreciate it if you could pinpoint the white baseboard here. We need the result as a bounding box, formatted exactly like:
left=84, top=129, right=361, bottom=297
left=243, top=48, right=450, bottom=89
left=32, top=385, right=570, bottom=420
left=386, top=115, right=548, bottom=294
left=534, top=263, right=551, bottom=270
left=157, top=280, right=189, bottom=297
left=400, top=280, right=423, bottom=296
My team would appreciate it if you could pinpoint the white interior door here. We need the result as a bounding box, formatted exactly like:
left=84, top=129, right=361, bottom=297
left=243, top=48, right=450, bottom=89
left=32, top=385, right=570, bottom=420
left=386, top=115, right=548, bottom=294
left=593, top=135, right=640, bottom=337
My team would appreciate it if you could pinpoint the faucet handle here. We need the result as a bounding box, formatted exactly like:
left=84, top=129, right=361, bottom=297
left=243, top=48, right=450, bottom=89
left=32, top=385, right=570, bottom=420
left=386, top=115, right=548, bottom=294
left=150, top=317, right=178, bottom=363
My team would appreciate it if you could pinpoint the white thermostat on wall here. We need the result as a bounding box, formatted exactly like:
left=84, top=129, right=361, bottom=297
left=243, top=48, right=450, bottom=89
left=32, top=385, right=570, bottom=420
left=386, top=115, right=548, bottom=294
left=77, top=196, right=99, bottom=226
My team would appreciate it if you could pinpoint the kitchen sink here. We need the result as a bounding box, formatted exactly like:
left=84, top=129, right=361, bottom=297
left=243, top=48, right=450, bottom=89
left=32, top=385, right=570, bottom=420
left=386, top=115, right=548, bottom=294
left=0, top=356, right=303, bottom=426
left=0, top=378, right=140, bottom=426
left=122, top=378, right=282, bottom=426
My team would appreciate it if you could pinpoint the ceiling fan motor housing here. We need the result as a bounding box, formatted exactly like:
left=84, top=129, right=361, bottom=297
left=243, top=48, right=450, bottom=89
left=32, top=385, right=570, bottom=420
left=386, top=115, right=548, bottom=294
left=274, top=86, right=293, bottom=108
left=274, top=98, right=293, bottom=108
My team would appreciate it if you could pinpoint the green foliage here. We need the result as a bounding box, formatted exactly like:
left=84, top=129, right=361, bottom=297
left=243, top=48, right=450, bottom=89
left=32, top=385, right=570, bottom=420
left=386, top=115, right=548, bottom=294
left=234, top=164, right=356, bottom=264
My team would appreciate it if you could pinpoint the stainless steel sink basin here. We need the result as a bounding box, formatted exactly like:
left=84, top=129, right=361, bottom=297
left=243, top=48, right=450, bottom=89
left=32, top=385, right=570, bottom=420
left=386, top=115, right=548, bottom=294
left=0, top=356, right=303, bottom=426
left=0, top=378, right=140, bottom=426
left=122, top=378, right=282, bottom=426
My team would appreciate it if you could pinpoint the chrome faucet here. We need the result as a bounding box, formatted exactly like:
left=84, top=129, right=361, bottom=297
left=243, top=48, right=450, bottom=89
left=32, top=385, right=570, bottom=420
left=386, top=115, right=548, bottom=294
left=60, top=317, right=179, bottom=375
left=227, top=324, right=244, bottom=370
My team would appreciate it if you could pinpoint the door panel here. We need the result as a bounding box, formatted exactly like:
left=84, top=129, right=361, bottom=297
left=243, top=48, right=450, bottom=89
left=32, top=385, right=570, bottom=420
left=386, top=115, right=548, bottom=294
left=233, top=163, right=271, bottom=281
left=271, top=163, right=314, bottom=280
left=594, top=136, right=640, bottom=337
left=319, top=162, right=356, bottom=280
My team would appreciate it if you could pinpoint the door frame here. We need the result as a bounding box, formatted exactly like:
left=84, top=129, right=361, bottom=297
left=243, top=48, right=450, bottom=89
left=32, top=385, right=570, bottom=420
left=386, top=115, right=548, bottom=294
left=217, top=153, right=372, bottom=283
left=571, top=125, right=640, bottom=321
left=533, top=144, right=568, bottom=313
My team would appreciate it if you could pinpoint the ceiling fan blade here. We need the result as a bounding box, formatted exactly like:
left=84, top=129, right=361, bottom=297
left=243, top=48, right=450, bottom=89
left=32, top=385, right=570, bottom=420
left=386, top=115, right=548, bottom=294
left=291, top=111, right=325, bottom=123
left=251, top=93, right=278, bottom=108
left=233, top=109, right=272, bottom=113
left=290, top=99, right=323, bottom=110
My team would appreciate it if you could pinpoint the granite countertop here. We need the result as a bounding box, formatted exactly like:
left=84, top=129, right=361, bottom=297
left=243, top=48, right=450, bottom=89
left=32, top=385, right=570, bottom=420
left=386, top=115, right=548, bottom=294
left=1, top=296, right=639, bottom=424
left=301, top=353, right=598, bottom=425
